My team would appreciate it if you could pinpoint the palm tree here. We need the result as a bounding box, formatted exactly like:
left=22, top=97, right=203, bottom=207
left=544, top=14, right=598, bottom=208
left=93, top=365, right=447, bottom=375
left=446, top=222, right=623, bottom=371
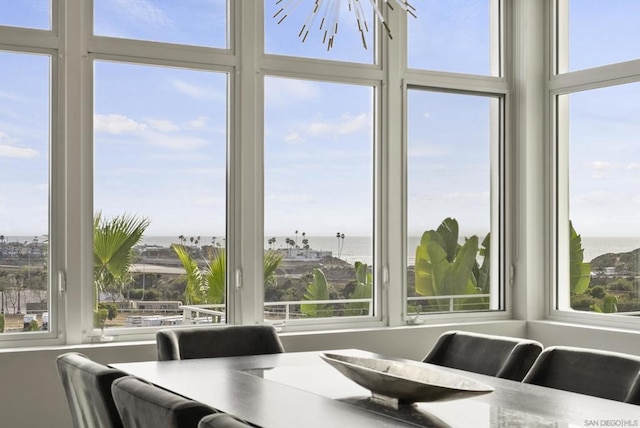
left=302, top=232, right=309, bottom=257
left=336, top=232, right=345, bottom=258
left=173, top=244, right=206, bottom=304
left=285, top=237, right=293, bottom=256
left=173, top=245, right=283, bottom=305
left=94, top=212, right=150, bottom=310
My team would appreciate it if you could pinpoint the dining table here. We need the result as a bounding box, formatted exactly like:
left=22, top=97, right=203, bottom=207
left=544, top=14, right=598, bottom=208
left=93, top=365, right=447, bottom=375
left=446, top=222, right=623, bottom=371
left=111, top=349, right=640, bottom=427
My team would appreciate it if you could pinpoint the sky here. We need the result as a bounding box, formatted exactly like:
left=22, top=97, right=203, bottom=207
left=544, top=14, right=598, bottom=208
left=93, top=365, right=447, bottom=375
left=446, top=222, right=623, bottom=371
left=1, top=0, right=639, bottom=241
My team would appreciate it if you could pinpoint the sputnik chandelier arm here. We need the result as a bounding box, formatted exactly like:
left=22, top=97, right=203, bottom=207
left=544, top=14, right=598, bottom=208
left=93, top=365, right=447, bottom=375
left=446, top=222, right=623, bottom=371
left=273, top=0, right=417, bottom=51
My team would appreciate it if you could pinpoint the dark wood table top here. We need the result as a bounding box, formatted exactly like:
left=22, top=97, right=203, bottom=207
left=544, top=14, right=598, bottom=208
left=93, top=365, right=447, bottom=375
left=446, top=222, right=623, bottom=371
left=111, top=349, right=640, bottom=427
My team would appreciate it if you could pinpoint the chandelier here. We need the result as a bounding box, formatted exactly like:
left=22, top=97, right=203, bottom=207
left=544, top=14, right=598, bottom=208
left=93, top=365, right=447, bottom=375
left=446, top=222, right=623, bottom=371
left=273, top=0, right=417, bottom=50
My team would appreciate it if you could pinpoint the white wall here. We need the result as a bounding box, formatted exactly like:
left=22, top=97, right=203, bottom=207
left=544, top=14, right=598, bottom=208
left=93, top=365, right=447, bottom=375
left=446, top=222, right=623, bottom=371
left=528, top=321, right=640, bottom=355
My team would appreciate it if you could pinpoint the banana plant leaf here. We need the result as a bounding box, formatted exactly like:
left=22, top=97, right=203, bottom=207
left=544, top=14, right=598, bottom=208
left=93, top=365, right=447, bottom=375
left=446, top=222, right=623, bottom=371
left=301, top=268, right=333, bottom=318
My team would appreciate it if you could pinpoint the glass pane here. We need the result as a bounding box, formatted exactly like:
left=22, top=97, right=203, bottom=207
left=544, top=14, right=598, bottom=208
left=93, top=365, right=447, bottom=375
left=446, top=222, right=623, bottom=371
left=408, top=0, right=495, bottom=75
left=565, top=0, right=640, bottom=72
left=264, top=77, right=374, bottom=321
left=0, top=51, right=50, bottom=333
left=0, top=1, right=50, bottom=30
left=407, top=90, right=495, bottom=314
left=265, top=0, right=374, bottom=64
left=94, top=0, right=227, bottom=48
left=94, top=61, right=227, bottom=330
left=565, top=84, right=640, bottom=315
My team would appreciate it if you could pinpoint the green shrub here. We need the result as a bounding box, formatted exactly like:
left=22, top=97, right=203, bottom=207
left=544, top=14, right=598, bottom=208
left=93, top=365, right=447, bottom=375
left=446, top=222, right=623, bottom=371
left=94, top=308, right=109, bottom=328
left=588, top=285, right=606, bottom=299
left=98, top=303, right=118, bottom=320
left=29, top=319, right=39, bottom=331
left=570, top=293, right=597, bottom=311
left=606, top=278, right=633, bottom=292
left=0, top=313, right=4, bottom=333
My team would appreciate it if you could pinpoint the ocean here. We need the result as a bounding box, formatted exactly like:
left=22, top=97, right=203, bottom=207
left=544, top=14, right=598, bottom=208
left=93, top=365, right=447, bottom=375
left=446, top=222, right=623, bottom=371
left=141, top=235, right=640, bottom=265
left=134, top=235, right=640, bottom=265
left=7, top=235, right=640, bottom=266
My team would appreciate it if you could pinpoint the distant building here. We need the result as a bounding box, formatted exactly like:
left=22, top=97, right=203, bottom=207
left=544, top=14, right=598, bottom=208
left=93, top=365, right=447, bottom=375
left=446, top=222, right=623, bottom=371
left=275, top=248, right=332, bottom=261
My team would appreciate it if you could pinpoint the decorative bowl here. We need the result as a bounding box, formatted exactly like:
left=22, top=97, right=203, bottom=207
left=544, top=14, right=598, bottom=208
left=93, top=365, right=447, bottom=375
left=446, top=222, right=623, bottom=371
left=320, top=353, right=494, bottom=405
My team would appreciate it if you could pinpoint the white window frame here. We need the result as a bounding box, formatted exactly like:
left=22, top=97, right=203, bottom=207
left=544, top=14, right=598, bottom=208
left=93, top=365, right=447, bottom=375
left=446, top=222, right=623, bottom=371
left=400, top=0, right=510, bottom=326
left=549, top=0, right=640, bottom=331
left=401, top=83, right=510, bottom=325
left=0, top=1, right=64, bottom=347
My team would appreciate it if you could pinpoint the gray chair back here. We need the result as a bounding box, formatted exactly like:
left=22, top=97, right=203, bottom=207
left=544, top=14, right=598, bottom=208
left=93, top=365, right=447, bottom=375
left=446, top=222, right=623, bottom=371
left=111, top=376, right=215, bottom=428
left=156, top=325, right=285, bottom=361
left=56, top=352, right=127, bottom=428
left=522, top=346, right=640, bottom=404
left=198, top=414, right=253, bottom=428
left=422, top=330, right=543, bottom=381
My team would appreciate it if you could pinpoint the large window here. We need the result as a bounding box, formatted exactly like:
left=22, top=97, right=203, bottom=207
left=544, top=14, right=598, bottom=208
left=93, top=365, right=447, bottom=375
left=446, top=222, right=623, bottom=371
left=263, top=77, right=375, bottom=322
left=406, top=89, right=502, bottom=315
left=1, top=1, right=515, bottom=348
left=557, top=84, right=640, bottom=317
left=554, top=0, right=640, bottom=324
left=0, top=51, right=51, bottom=334
left=93, top=61, right=228, bottom=331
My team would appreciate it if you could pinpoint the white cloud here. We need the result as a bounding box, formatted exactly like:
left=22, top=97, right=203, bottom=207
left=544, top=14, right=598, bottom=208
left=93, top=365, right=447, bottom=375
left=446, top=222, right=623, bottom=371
left=149, top=119, right=179, bottom=132
left=423, top=112, right=431, bottom=119
left=589, top=161, right=618, bottom=170
left=284, top=132, right=303, bottom=144
left=307, top=113, right=369, bottom=136
left=112, top=0, right=170, bottom=27
left=0, top=144, right=38, bottom=158
left=187, top=116, right=209, bottom=129
left=94, top=114, right=211, bottom=150
left=0, top=130, right=38, bottom=158
left=171, top=80, right=222, bottom=100
left=627, top=162, right=640, bottom=170
left=95, top=114, right=147, bottom=134
left=336, top=113, right=369, bottom=134
left=266, top=78, right=320, bottom=105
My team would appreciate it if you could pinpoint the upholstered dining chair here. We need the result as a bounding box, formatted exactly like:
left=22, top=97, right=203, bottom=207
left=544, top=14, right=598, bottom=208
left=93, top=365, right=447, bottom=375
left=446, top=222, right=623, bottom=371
left=422, top=330, right=544, bottom=381
left=198, top=413, right=253, bottom=428
left=56, top=352, right=127, bottom=428
left=111, top=376, right=216, bottom=428
left=522, top=345, right=640, bottom=404
left=156, top=325, right=285, bottom=361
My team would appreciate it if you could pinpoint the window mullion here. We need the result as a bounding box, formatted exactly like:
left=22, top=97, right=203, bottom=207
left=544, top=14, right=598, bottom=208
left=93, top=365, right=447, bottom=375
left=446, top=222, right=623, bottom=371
left=232, top=0, right=263, bottom=325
